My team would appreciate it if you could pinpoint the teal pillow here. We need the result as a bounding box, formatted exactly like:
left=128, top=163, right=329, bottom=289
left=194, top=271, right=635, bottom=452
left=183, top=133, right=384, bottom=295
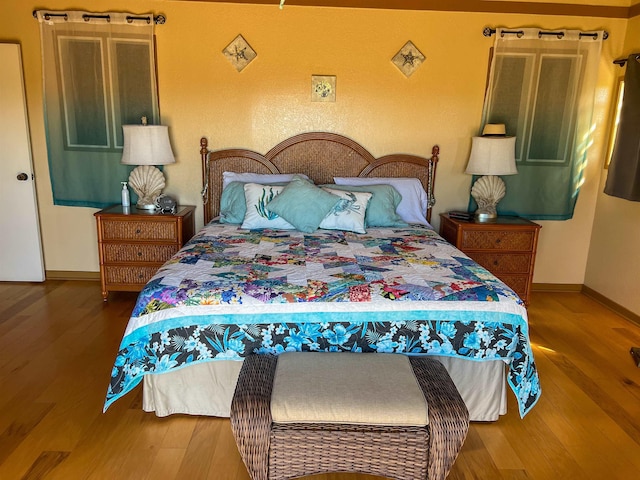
left=219, top=181, right=247, bottom=224
left=220, top=181, right=287, bottom=224
left=320, top=184, right=408, bottom=227
left=266, top=176, right=340, bottom=233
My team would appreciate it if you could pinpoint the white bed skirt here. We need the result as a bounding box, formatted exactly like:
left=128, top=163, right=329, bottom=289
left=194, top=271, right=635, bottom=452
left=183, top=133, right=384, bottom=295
left=143, top=356, right=507, bottom=422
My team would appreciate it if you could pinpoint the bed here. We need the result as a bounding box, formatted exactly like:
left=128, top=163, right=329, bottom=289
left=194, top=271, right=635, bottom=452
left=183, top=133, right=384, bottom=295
left=104, top=132, right=540, bottom=421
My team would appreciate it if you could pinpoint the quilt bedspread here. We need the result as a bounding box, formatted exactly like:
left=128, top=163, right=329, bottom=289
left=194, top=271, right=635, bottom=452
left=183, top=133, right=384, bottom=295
left=105, top=223, right=540, bottom=417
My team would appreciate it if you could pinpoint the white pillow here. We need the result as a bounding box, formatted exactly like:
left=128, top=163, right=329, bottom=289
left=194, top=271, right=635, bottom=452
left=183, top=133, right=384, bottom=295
left=334, top=177, right=430, bottom=226
left=241, top=183, right=295, bottom=230
left=223, top=172, right=310, bottom=189
left=319, top=188, right=372, bottom=234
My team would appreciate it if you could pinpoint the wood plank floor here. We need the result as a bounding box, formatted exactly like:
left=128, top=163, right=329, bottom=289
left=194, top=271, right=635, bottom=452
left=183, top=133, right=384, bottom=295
left=1, top=281, right=639, bottom=479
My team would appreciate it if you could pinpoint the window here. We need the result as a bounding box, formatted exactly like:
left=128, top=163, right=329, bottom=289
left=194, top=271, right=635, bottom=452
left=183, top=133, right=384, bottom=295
left=37, top=10, right=159, bottom=208
left=55, top=33, right=157, bottom=152
left=486, top=49, right=586, bottom=167
left=477, top=28, right=603, bottom=220
left=605, top=77, right=624, bottom=169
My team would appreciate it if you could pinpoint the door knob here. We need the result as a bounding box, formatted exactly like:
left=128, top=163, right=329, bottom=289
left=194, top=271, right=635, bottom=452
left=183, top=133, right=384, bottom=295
left=17, top=172, right=29, bottom=181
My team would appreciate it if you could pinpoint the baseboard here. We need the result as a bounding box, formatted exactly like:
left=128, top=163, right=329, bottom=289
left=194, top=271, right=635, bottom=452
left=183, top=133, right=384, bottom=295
left=532, top=283, right=583, bottom=292
left=45, top=270, right=100, bottom=281
left=581, top=285, right=640, bottom=327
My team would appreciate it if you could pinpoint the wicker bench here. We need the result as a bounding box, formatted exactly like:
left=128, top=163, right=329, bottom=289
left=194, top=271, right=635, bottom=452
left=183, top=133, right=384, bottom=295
left=230, top=353, right=469, bottom=480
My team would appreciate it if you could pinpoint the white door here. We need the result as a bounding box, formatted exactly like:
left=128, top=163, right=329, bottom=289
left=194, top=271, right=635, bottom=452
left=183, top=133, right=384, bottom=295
left=0, top=43, right=45, bottom=281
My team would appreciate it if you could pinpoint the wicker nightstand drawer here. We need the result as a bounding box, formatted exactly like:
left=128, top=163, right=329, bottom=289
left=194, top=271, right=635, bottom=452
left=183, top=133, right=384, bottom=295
left=439, top=214, right=540, bottom=306
left=467, top=252, right=532, bottom=274
left=498, top=275, right=529, bottom=299
left=101, top=220, right=177, bottom=242
left=104, top=265, right=159, bottom=285
left=102, top=243, right=179, bottom=263
left=461, top=230, right=535, bottom=251
left=95, top=205, right=196, bottom=301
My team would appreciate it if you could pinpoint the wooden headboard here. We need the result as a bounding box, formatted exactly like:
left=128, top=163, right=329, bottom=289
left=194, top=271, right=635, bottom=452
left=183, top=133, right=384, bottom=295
left=200, top=132, right=439, bottom=225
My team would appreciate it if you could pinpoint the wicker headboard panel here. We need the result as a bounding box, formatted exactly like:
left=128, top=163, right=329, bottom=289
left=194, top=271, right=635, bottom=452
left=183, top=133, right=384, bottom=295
left=201, top=132, right=439, bottom=225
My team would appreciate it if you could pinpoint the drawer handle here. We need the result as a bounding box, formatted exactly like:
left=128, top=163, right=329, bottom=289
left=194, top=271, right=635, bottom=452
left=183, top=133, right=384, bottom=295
left=137, top=251, right=143, bottom=257
left=493, top=260, right=499, bottom=266
left=138, top=273, right=144, bottom=279
left=496, top=238, right=501, bottom=244
left=136, top=228, right=141, bottom=234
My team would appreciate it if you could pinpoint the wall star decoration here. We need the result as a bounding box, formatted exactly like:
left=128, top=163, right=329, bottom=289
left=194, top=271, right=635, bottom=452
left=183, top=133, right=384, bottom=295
left=311, top=75, right=336, bottom=102
left=223, top=34, right=257, bottom=72
left=392, top=41, right=425, bottom=77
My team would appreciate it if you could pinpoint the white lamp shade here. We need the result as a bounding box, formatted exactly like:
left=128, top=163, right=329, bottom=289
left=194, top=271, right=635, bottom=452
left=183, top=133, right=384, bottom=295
left=465, top=136, right=517, bottom=176
left=121, top=125, right=176, bottom=166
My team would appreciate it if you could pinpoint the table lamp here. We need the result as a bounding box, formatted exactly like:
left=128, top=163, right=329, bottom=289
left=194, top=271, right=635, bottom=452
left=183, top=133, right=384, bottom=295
left=121, top=118, right=175, bottom=210
left=465, top=124, right=517, bottom=222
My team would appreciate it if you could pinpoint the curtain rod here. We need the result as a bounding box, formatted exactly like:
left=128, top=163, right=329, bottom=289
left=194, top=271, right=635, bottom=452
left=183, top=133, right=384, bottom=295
left=613, top=54, right=640, bottom=67
left=483, top=27, right=608, bottom=40
left=32, top=10, right=167, bottom=24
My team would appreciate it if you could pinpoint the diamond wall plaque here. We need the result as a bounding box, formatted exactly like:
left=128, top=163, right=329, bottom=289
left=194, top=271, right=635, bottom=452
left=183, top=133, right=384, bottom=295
left=223, top=34, right=257, bottom=72
left=392, top=41, right=425, bottom=78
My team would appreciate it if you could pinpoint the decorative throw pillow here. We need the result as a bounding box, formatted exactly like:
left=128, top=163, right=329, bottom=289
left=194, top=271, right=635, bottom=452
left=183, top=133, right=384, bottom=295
left=241, top=183, right=295, bottom=230
left=333, top=177, right=431, bottom=226
left=266, top=176, right=341, bottom=233
left=319, top=188, right=372, bottom=234
left=219, top=181, right=248, bottom=224
left=320, top=184, right=408, bottom=228
left=222, top=172, right=309, bottom=189
left=220, top=181, right=287, bottom=224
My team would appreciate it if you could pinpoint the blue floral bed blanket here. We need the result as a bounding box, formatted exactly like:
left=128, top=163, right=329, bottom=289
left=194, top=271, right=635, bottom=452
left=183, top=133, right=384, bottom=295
left=104, top=222, right=540, bottom=417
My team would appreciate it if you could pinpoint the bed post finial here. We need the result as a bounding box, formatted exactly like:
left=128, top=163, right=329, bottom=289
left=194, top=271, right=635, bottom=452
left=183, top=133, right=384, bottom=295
left=200, top=137, right=208, bottom=156
left=432, top=145, right=440, bottom=160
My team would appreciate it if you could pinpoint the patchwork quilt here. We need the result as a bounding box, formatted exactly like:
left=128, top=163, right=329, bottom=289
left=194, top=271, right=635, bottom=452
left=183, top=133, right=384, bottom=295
left=105, top=223, right=540, bottom=417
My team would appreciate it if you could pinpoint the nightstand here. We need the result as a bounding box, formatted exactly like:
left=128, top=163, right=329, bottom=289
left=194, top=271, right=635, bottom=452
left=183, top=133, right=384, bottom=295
left=94, top=205, right=196, bottom=301
left=439, top=214, right=541, bottom=306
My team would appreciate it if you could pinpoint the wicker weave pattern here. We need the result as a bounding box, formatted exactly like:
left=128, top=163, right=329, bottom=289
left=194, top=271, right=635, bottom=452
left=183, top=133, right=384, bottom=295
left=101, top=220, right=177, bottom=241
left=468, top=252, right=532, bottom=274
left=461, top=230, right=535, bottom=251
left=103, top=243, right=178, bottom=263
left=409, top=357, right=470, bottom=480
left=201, top=133, right=439, bottom=225
left=230, top=355, right=469, bottom=480
left=269, top=423, right=429, bottom=480
left=104, top=265, right=159, bottom=284
left=498, top=274, right=529, bottom=297
left=230, top=355, right=278, bottom=480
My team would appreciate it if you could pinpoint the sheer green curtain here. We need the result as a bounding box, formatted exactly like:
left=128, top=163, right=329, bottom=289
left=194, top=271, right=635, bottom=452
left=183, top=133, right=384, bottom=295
left=476, top=28, right=603, bottom=220
left=36, top=10, right=159, bottom=208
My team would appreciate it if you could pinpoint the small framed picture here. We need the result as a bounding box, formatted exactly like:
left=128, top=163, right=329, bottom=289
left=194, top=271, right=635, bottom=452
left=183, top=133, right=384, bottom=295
left=311, top=75, right=336, bottom=102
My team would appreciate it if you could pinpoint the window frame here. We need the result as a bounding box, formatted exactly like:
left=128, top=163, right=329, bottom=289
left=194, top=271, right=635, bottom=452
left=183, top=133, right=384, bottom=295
left=484, top=48, right=587, bottom=168
left=53, top=30, right=158, bottom=153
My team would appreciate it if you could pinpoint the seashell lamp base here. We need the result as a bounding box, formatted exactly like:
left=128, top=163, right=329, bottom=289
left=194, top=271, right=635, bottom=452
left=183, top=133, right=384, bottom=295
left=128, top=165, right=166, bottom=210
left=470, top=175, right=507, bottom=222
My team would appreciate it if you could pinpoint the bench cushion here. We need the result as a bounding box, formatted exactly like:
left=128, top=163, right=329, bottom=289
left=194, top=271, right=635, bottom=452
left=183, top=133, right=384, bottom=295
left=270, top=352, right=429, bottom=426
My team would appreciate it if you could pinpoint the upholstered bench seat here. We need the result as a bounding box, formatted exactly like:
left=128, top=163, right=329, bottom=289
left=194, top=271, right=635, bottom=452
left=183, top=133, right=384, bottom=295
left=230, top=353, right=469, bottom=480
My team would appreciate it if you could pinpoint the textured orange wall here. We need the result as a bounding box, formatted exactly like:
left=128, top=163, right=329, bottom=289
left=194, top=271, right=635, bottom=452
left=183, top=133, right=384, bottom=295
left=0, top=0, right=629, bottom=286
